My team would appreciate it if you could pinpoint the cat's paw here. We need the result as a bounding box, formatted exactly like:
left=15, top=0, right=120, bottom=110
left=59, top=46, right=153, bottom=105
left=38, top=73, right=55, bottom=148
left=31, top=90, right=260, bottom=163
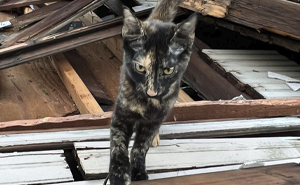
left=152, top=134, right=160, bottom=147
left=131, top=170, right=148, bottom=181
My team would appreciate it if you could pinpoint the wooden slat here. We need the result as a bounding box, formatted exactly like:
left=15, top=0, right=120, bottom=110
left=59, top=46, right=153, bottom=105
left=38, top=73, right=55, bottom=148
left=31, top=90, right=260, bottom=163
left=0, top=10, right=152, bottom=70
left=74, top=137, right=300, bottom=179
left=63, top=50, right=113, bottom=105
left=4, top=0, right=100, bottom=46
left=0, top=0, right=59, bottom=10
left=2, top=117, right=300, bottom=152
left=1, top=98, right=300, bottom=133
left=8, top=1, right=70, bottom=29
left=0, top=150, right=73, bottom=184
left=0, top=57, right=77, bottom=122
left=50, top=53, right=103, bottom=114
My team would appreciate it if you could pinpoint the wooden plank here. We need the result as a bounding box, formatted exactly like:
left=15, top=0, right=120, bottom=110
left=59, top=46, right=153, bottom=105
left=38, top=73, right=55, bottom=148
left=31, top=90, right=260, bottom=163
left=0, top=57, right=77, bottom=122
left=2, top=117, right=300, bottom=152
left=3, top=0, right=100, bottom=46
left=196, top=14, right=300, bottom=53
left=50, top=53, right=103, bottom=114
left=1, top=98, right=300, bottom=133
left=225, top=0, right=300, bottom=41
left=8, top=1, right=70, bottom=29
left=180, top=0, right=233, bottom=18
left=74, top=138, right=300, bottom=179
left=63, top=50, right=113, bottom=105
left=76, top=42, right=122, bottom=101
left=0, top=10, right=152, bottom=70
left=0, top=0, right=60, bottom=10
left=0, top=150, right=73, bottom=184
left=184, top=40, right=251, bottom=100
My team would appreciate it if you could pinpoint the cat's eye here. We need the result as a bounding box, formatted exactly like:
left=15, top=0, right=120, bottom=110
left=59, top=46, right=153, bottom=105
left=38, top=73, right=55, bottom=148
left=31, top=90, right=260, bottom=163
left=135, top=63, right=145, bottom=72
left=164, top=67, right=174, bottom=75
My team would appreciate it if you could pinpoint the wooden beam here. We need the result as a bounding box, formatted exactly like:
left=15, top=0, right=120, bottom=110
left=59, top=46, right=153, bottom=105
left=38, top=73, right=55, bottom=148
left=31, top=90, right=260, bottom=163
left=0, top=0, right=61, bottom=10
left=2, top=117, right=300, bottom=152
left=182, top=0, right=300, bottom=41
left=3, top=0, right=104, bottom=46
left=0, top=10, right=153, bottom=70
left=7, top=1, right=70, bottom=29
left=63, top=50, right=113, bottom=105
left=50, top=53, right=103, bottom=114
left=0, top=98, right=300, bottom=133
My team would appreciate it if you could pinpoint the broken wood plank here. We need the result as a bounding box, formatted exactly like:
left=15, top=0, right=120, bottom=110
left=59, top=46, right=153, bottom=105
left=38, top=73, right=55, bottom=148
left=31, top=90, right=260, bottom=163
left=0, top=57, right=77, bottom=122
left=7, top=1, right=70, bottom=29
left=36, top=0, right=109, bottom=39
left=0, top=0, right=60, bottom=10
left=225, top=0, right=300, bottom=41
left=3, top=0, right=104, bottom=46
left=0, top=150, right=73, bottom=184
left=0, top=9, right=155, bottom=70
left=1, top=98, right=300, bottom=133
left=63, top=50, right=113, bottom=105
left=2, top=117, right=300, bottom=152
left=183, top=39, right=251, bottom=100
left=74, top=137, right=300, bottom=179
left=104, top=0, right=122, bottom=15
left=50, top=53, right=103, bottom=114
left=180, top=0, right=233, bottom=18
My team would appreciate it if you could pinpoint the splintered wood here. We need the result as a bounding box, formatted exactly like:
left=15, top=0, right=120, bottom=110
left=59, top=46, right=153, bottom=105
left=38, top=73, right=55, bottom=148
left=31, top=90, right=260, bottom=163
left=180, top=0, right=233, bottom=18
left=0, top=150, right=73, bottom=184
left=74, top=137, right=300, bottom=179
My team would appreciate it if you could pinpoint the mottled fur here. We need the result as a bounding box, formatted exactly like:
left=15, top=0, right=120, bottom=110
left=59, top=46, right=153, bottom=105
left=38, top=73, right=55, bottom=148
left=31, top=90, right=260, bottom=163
left=109, top=1, right=198, bottom=184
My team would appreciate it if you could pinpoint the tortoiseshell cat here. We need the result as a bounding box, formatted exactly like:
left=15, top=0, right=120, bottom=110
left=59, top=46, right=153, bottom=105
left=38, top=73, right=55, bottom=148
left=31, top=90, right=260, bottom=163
left=109, top=0, right=198, bottom=184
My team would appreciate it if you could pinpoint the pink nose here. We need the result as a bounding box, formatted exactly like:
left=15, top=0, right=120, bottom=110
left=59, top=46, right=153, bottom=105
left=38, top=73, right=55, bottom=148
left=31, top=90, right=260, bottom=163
left=147, top=89, right=157, bottom=97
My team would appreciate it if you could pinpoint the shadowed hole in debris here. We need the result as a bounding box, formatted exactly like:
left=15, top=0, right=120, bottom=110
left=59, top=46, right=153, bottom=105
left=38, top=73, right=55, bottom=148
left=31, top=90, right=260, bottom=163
left=64, top=149, right=84, bottom=181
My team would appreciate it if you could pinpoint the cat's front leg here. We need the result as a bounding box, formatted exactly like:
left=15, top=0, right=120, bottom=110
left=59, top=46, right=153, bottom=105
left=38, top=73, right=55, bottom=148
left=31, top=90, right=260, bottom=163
left=130, top=122, right=161, bottom=181
left=109, top=119, right=134, bottom=185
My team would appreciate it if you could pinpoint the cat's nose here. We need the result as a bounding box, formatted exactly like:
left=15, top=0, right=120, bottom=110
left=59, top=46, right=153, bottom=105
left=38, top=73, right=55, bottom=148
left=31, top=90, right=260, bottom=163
left=147, top=89, right=157, bottom=97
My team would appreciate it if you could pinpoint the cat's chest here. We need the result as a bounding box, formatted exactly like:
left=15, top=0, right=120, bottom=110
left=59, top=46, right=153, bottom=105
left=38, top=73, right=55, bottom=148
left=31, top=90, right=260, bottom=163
left=122, top=97, right=174, bottom=120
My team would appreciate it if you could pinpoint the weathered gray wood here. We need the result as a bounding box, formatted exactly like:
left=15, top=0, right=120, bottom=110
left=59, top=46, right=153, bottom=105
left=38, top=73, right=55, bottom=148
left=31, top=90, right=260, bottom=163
left=74, top=137, right=300, bottom=179
left=202, top=49, right=300, bottom=99
left=53, top=158, right=300, bottom=184
left=0, top=150, right=73, bottom=184
left=1, top=117, right=300, bottom=152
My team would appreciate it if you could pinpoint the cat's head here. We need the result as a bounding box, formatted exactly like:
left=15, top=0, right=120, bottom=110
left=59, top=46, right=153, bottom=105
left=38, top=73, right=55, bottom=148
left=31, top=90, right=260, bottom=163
left=122, top=7, right=198, bottom=99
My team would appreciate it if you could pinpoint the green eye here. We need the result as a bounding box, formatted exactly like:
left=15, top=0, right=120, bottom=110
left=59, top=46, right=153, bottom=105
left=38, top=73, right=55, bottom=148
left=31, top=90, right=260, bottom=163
left=164, top=67, right=174, bottom=75
left=135, top=63, right=145, bottom=72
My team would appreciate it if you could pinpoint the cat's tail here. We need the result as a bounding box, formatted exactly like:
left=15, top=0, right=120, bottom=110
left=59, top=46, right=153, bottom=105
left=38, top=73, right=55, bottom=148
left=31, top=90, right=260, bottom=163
left=147, top=0, right=184, bottom=22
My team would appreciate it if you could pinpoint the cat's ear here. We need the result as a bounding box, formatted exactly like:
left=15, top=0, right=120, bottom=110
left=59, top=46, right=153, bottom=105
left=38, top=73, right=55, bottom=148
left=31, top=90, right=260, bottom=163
left=122, top=7, right=144, bottom=38
left=171, top=13, right=199, bottom=45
